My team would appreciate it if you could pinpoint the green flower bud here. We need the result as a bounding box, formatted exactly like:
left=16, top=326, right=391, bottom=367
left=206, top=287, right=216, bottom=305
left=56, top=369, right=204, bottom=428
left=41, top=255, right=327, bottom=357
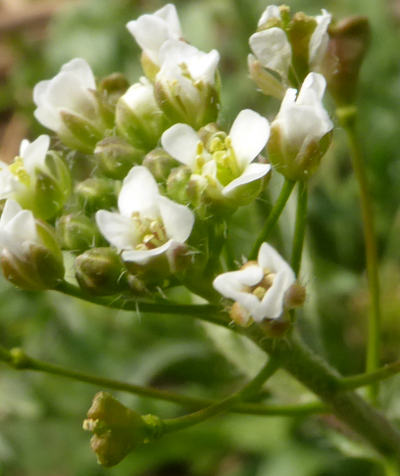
left=59, top=111, right=104, bottom=154
left=166, top=165, right=192, bottom=204
left=56, top=214, right=103, bottom=252
left=98, top=73, right=130, bottom=104
left=75, top=178, right=119, bottom=214
left=116, top=78, right=169, bottom=151
left=143, top=148, right=179, bottom=183
left=75, top=247, right=128, bottom=296
left=83, top=391, right=163, bottom=467
left=95, top=137, right=144, bottom=180
left=324, top=16, right=370, bottom=106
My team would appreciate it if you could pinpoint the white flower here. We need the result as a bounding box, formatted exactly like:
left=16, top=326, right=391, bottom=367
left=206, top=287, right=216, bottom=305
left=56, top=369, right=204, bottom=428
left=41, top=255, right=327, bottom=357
left=33, top=58, right=97, bottom=134
left=161, top=109, right=270, bottom=198
left=95, top=166, right=194, bottom=266
left=213, top=242, right=296, bottom=325
left=272, top=72, right=333, bottom=152
left=126, top=4, right=182, bottom=66
left=0, top=199, right=39, bottom=260
left=155, top=39, right=220, bottom=128
left=0, top=135, right=50, bottom=199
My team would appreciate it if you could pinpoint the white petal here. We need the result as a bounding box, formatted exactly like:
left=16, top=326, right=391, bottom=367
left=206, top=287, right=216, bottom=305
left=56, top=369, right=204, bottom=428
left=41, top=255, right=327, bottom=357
left=0, top=199, right=22, bottom=228
left=258, top=5, right=281, bottom=26
left=309, top=9, right=332, bottom=68
left=118, top=166, right=160, bottom=218
left=257, top=242, right=295, bottom=281
left=213, top=266, right=264, bottom=301
left=161, top=124, right=199, bottom=168
left=158, top=196, right=194, bottom=243
left=155, top=4, right=181, bottom=36
left=0, top=164, right=19, bottom=199
left=122, top=239, right=173, bottom=265
left=186, top=49, right=220, bottom=84
left=249, top=28, right=292, bottom=79
left=19, top=135, right=50, bottom=175
left=95, top=210, right=139, bottom=250
left=258, top=270, right=295, bottom=320
left=297, top=73, right=326, bottom=105
left=33, top=80, right=62, bottom=131
left=229, top=109, right=270, bottom=164
left=222, top=163, right=271, bottom=196
left=60, top=58, right=96, bottom=89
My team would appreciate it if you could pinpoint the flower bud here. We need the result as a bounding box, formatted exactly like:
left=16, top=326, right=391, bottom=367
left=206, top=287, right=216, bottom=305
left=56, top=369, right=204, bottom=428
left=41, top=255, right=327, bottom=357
left=0, top=200, right=64, bottom=290
left=98, top=73, right=130, bottom=104
left=248, top=55, right=286, bottom=100
left=59, top=111, right=104, bottom=153
left=284, top=282, right=306, bottom=309
left=154, top=40, right=220, bottom=129
left=268, top=73, right=333, bottom=181
left=166, top=165, right=192, bottom=204
left=83, top=391, right=162, bottom=467
left=56, top=214, right=103, bottom=252
left=143, top=148, right=179, bottom=183
left=75, top=247, right=128, bottom=295
left=75, top=178, right=119, bottom=214
left=95, top=137, right=144, bottom=180
left=324, top=16, right=370, bottom=106
left=116, top=77, right=169, bottom=151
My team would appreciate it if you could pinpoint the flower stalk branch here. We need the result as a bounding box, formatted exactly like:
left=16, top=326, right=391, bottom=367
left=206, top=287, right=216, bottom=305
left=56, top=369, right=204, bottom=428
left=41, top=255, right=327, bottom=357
left=291, top=181, right=308, bottom=277
left=337, top=105, right=382, bottom=403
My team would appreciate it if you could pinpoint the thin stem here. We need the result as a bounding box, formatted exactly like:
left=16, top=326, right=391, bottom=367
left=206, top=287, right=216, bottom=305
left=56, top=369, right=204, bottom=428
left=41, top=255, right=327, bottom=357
left=337, top=106, right=382, bottom=403
left=163, top=357, right=280, bottom=433
left=291, top=181, right=308, bottom=277
left=55, top=280, right=227, bottom=328
left=340, top=361, right=400, bottom=391
left=250, top=178, right=295, bottom=259
left=0, top=344, right=325, bottom=417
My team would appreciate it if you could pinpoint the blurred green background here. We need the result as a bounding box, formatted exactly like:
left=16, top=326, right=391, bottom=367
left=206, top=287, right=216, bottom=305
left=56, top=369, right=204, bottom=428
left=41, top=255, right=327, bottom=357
left=1, top=0, right=400, bottom=474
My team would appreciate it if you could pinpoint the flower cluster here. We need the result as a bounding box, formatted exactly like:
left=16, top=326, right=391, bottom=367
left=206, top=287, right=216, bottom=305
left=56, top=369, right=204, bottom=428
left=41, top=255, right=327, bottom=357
left=0, top=3, right=335, bottom=327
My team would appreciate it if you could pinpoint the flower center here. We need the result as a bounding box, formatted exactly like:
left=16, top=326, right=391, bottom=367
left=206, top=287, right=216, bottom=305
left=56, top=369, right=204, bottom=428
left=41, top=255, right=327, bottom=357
left=241, top=263, right=276, bottom=301
left=131, top=212, right=168, bottom=251
left=8, top=158, right=30, bottom=187
left=209, top=134, right=241, bottom=186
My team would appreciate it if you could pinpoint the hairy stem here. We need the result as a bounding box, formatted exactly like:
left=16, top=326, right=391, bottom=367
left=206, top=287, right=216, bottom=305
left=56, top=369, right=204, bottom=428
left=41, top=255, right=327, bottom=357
left=337, top=106, right=382, bottom=402
left=0, top=344, right=325, bottom=417
left=250, top=178, right=295, bottom=259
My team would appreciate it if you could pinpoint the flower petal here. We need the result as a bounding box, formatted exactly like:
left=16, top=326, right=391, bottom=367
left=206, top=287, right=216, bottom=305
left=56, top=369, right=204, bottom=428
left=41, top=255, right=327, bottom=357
left=309, top=9, right=331, bottom=69
left=122, top=239, right=173, bottom=265
left=222, top=163, right=271, bottom=196
left=118, top=166, right=160, bottom=218
left=249, top=28, right=292, bottom=79
left=297, top=72, right=326, bottom=105
left=161, top=123, right=199, bottom=168
left=213, top=265, right=264, bottom=301
left=155, top=4, right=181, bottom=36
left=60, top=58, right=96, bottom=89
left=258, top=5, right=281, bottom=27
left=0, top=199, right=22, bottom=228
left=257, top=242, right=295, bottom=279
left=229, top=109, right=270, bottom=165
left=95, top=210, right=139, bottom=250
left=158, top=196, right=194, bottom=243
left=19, top=135, right=50, bottom=175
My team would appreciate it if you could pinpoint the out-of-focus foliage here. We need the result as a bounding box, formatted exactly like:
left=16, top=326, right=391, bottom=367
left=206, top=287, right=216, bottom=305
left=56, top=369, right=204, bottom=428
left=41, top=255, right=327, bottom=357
left=0, top=0, right=400, bottom=474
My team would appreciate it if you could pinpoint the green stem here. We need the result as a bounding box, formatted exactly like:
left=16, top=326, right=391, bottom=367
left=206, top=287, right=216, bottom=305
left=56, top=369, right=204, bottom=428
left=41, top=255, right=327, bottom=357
left=0, top=344, right=325, bottom=417
left=337, top=106, right=382, bottom=403
left=291, top=181, right=308, bottom=277
left=162, top=357, right=280, bottom=433
left=55, top=280, right=227, bottom=327
left=250, top=178, right=295, bottom=259
left=244, top=325, right=400, bottom=463
left=340, top=361, right=400, bottom=391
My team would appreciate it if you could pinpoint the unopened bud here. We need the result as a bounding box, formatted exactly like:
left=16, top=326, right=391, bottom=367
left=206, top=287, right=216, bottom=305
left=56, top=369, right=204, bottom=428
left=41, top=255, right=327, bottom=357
left=143, top=148, right=179, bottom=182
left=95, top=137, right=144, bottom=180
left=324, top=16, right=370, bottom=105
left=284, top=282, right=306, bottom=309
left=230, top=302, right=252, bottom=327
left=248, top=55, right=286, bottom=100
left=75, top=248, right=128, bottom=295
left=98, top=73, right=130, bottom=103
left=56, top=214, right=103, bottom=252
left=83, top=391, right=162, bottom=467
left=116, top=78, right=169, bottom=151
left=59, top=111, right=104, bottom=154
left=76, top=178, right=119, bottom=214
left=166, top=165, right=192, bottom=204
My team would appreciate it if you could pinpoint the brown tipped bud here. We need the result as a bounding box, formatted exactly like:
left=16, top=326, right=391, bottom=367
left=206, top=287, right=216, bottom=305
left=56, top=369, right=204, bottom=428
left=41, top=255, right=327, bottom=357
left=83, top=391, right=161, bottom=467
left=95, top=137, right=144, bottom=180
left=324, top=16, right=371, bottom=105
left=230, top=302, right=252, bottom=327
left=143, top=148, right=180, bottom=182
left=284, top=283, right=306, bottom=309
left=75, top=247, right=128, bottom=296
left=98, top=73, right=130, bottom=102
